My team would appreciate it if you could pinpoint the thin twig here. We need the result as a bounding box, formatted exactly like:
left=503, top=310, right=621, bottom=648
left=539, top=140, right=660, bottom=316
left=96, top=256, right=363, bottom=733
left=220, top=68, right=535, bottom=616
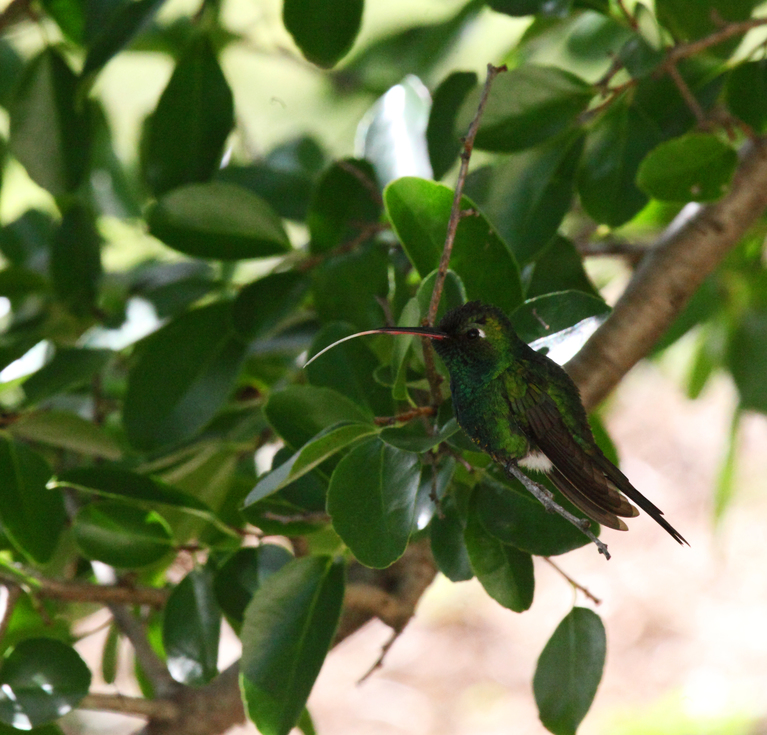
left=542, top=557, right=602, bottom=605
left=79, top=693, right=179, bottom=720
left=667, top=62, right=707, bottom=124
left=373, top=405, right=437, bottom=426
left=358, top=627, right=405, bottom=684
left=665, top=17, right=767, bottom=66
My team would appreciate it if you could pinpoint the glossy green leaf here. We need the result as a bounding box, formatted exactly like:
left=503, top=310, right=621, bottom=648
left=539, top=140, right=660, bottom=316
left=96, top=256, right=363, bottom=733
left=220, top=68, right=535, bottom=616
left=430, top=492, right=473, bottom=582
left=534, top=607, right=606, bottom=735
left=23, top=347, right=111, bottom=404
left=82, top=0, right=166, bottom=78
left=416, top=268, right=467, bottom=324
left=0, top=437, right=64, bottom=565
left=164, top=567, right=221, bottom=685
left=232, top=273, right=308, bottom=341
left=327, top=437, right=421, bottom=568
left=73, top=501, right=173, bottom=567
left=384, top=177, right=523, bottom=314
left=124, top=302, right=247, bottom=451
left=307, top=159, right=381, bottom=255
left=577, top=99, right=660, bottom=226
left=427, top=71, right=477, bottom=180
left=726, top=61, right=767, bottom=132
left=473, top=479, right=591, bottom=556
left=240, top=556, right=345, bottom=735
left=0, top=639, right=91, bottom=729
left=283, top=0, right=363, bottom=68
left=464, top=505, right=534, bottom=612
left=214, top=545, right=293, bottom=629
left=245, top=422, right=378, bottom=506
left=142, top=35, right=233, bottom=195
left=457, top=65, right=592, bottom=152
left=9, top=411, right=122, bottom=461
left=511, top=291, right=610, bottom=345
left=264, top=386, right=372, bottom=449
left=465, top=133, right=584, bottom=265
left=379, top=418, right=460, bottom=453
left=636, top=133, right=738, bottom=203
left=488, top=0, right=571, bottom=15
left=9, top=49, right=91, bottom=196
left=525, top=236, right=599, bottom=300
left=147, top=182, right=291, bottom=260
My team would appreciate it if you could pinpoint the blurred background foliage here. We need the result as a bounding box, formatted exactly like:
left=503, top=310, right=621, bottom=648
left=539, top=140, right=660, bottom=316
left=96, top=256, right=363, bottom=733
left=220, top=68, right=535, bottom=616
left=1, top=0, right=767, bottom=733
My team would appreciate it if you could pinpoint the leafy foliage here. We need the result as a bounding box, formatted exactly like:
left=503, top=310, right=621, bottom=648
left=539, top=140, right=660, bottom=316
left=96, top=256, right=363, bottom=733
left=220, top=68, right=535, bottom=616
left=0, top=0, right=765, bottom=733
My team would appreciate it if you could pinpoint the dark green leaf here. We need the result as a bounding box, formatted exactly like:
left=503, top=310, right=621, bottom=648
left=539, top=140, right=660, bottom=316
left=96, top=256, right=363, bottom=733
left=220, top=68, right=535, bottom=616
left=147, top=182, right=291, bottom=260
left=465, top=133, right=584, bottom=264
left=164, top=567, right=221, bottom=685
left=232, top=272, right=308, bottom=342
left=0, top=267, right=49, bottom=298
left=464, top=504, right=534, bottom=611
left=427, top=71, right=477, bottom=180
left=24, top=347, right=111, bottom=404
left=430, top=492, right=473, bottom=582
left=384, top=177, right=523, bottom=313
left=124, top=302, right=247, bottom=451
left=283, top=0, right=363, bottom=68
left=73, top=501, right=173, bottom=567
left=379, top=418, right=460, bottom=453
left=511, top=290, right=610, bottom=344
left=327, top=437, right=421, bottom=568
left=0, top=40, right=23, bottom=109
left=214, top=545, right=293, bottom=629
left=307, top=159, right=381, bottom=255
left=578, top=99, right=660, bottom=226
left=9, top=49, right=91, bottom=196
left=458, top=65, right=592, bottom=152
left=488, top=0, right=571, bottom=16
left=0, top=210, right=55, bottom=268
left=525, top=236, right=599, bottom=299
left=474, top=479, right=591, bottom=556
left=240, top=556, right=344, bottom=735
left=0, top=639, right=91, bottom=729
left=636, top=133, right=738, bottom=203
left=142, top=35, right=233, bottom=195
left=728, top=309, right=767, bottom=413
left=726, top=61, right=767, bottom=132
left=102, top=622, right=119, bottom=685
left=534, top=607, right=606, bottom=735
left=0, top=437, right=64, bottom=565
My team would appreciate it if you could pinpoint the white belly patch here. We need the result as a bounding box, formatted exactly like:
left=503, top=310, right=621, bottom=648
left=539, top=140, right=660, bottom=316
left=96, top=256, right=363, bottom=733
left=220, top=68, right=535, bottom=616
left=518, top=451, right=553, bottom=473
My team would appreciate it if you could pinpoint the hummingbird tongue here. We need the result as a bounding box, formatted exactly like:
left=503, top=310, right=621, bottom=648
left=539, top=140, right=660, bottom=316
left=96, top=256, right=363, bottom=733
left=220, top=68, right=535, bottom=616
left=304, top=326, right=448, bottom=367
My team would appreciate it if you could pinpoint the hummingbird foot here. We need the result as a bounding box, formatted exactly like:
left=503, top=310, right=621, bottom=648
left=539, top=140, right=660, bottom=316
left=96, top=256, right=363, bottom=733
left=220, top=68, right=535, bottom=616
left=503, top=462, right=611, bottom=561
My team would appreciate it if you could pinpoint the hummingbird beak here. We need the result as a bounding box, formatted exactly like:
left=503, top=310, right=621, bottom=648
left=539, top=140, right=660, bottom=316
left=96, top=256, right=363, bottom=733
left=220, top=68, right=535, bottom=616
left=304, top=326, right=448, bottom=367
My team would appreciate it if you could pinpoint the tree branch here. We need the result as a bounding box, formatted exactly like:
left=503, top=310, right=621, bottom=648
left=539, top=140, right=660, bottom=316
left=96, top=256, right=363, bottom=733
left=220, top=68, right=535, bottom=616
left=567, top=136, right=767, bottom=410
left=79, top=694, right=179, bottom=721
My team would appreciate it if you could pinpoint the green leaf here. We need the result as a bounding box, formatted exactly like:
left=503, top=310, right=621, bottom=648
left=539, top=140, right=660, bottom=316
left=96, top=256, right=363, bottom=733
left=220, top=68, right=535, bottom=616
left=465, top=133, right=584, bottom=265
left=0, top=437, right=64, bottom=565
left=23, top=347, right=111, bottom=404
left=245, top=422, right=378, bottom=506
left=164, top=567, right=221, bottom=685
left=488, top=0, right=571, bottom=15
left=9, top=49, right=91, bottom=196
left=379, top=418, right=460, bottom=453
left=327, top=437, right=421, bottom=568
left=525, top=236, right=599, bottom=300
left=0, top=639, right=91, bottom=729
left=534, top=608, right=606, bottom=735
left=307, top=159, right=381, bottom=255
left=9, top=411, right=122, bottom=461
left=264, top=386, right=372, bottom=450
left=464, top=503, right=534, bottom=612
left=283, top=0, right=363, bottom=68
left=427, top=71, right=477, bottom=180
left=636, top=133, right=738, bottom=203
left=102, top=622, right=119, bottom=685
left=147, top=182, right=291, bottom=260
left=214, top=545, right=293, bottom=629
left=726, top=61, right=767, bottom=133
left=430, top=492, right=473, bottom=582
left=232, top=273, right=308, bottom=342
left=473, top=479, right=591, bottom=556
left=457, top=65, right=592, bottom=152
left=142, top=35, right=234, bottom=195
left=384, top=177, right=523, bottom=314
left=240, top=556, right=345, bottom=735
left=124, top=302, right=247, bottom=451
left=728, top=309, right=767, bottom=413
left=577, top=99, right=660, bottom=226
left=0, top=267, right=49, bottom=299
left=73, top=501, right=173, bottom=568
left=511, top=291, right=610, bottom=345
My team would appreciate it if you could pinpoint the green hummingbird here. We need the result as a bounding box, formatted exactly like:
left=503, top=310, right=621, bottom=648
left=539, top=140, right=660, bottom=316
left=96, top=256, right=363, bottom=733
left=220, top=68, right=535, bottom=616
left=308, top=300, right=687, bottom=547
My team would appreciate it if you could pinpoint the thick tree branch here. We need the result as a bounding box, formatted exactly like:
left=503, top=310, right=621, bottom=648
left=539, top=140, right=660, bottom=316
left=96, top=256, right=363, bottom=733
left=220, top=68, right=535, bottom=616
left=80, top=694, right=179, bottom=721
left=567, top=136, right=767, bottom=410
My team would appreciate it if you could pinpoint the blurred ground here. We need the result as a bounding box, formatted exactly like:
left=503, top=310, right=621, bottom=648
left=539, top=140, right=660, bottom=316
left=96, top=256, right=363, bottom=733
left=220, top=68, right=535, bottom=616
left=70, top=360, right=767, bottom=735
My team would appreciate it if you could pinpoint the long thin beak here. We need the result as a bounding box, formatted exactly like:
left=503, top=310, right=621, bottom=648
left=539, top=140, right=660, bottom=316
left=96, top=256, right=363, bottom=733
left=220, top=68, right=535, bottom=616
left=305, top=326, right=448, bottom=367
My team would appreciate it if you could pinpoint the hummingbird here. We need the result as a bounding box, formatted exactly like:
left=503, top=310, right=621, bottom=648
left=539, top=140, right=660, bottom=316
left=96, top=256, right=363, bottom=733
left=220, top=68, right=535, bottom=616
left=308, top=300, right=687, bottom=546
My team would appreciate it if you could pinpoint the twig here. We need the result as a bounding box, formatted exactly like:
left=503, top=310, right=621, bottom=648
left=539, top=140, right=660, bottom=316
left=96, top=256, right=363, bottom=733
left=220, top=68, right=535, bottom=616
left=79, top=693, right=179, bottom=720
left=666, top=62, right=707, bottom=125
left=427, top=63, right=507, bottom=327
left=504, top=463, right=610, bottom=560
left=373, top=405, right=437, bottom=426
left=615, top=0, right=637, bottom=30
left=665, top=17, right=767, bottom=66
left=358, top=628, right=405, bottom=683
left=542, top=557, right=601, bottom=605
left=298, top=222, right=390, bottom=272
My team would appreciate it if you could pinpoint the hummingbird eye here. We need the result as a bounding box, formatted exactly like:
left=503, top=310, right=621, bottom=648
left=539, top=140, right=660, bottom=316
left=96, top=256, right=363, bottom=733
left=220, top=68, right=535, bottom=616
left=465, top=327, right=485, bottom=340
